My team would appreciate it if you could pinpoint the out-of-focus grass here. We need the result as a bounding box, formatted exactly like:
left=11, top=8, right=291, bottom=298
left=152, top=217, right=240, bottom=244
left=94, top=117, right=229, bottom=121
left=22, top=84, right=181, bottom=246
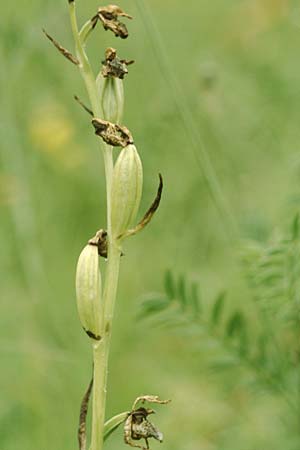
left=1, top=0, right=300, bottom=449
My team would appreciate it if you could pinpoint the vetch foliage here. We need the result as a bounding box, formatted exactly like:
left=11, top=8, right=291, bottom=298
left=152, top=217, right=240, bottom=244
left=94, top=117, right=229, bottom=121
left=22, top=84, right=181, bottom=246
left=140, top=215, right=300, bottom=414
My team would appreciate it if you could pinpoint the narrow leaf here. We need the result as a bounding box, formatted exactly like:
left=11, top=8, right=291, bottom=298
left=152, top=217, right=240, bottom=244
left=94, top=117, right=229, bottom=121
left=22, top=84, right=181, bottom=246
left=138, top=296, right=170, bottom=318
left=226, top=311, right=244, bottom=337
left=238, top=327, right=248, bottom=357
left=177, top=275, right=186, bottom=310
left=211, top=291, right=226, bottom=325
left=292, top=213, right=300, bottom=241
left=104, top=412, right=129, bottom=441
left=209, top=354, right=239, bottom=371
left=255, top=270, right=282, bottom=285
left=190, top=282, right=201, bottom=317
left=164, top=270, right=175, bottom=300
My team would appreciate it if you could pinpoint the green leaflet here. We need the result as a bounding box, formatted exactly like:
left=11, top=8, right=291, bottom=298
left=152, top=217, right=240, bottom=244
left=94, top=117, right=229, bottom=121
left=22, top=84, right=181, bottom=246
left=211, top=291, right=226, bottom=326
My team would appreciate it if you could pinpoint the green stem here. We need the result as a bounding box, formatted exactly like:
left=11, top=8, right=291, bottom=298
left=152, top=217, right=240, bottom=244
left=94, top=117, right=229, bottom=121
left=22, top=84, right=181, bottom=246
left=69, top=1, right=113, bottom=234
left=68, top=4, right=122, bottom=450
left=91, top=340, right=107, bottom=450
left=91, top=245, right=120, bottom=450
left=69, top=2, right=99, bottom=115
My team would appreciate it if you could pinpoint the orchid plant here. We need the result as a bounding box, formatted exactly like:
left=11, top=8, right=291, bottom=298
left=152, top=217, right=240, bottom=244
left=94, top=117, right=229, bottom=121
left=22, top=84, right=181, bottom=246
left=44, top=2, right=170, bottom=450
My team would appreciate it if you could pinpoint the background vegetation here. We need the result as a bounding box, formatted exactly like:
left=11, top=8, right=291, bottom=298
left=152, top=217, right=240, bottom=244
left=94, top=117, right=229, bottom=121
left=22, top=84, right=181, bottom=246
left=1, top=0, right=300, bottom=448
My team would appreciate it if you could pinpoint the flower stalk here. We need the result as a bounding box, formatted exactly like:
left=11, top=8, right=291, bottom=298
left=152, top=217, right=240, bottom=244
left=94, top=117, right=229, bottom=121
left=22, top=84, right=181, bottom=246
left=68, top=5, right=118, bottom=450
left=45, top=2, right=166, bottom=450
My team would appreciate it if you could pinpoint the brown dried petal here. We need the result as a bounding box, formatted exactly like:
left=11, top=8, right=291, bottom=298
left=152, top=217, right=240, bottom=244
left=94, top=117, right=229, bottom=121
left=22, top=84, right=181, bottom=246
left=92, top=5, right=132, bottom=39
left=88, top=229, right=108, bottom=258
left=102, top=47, right=134, bottom=79
left=132, top=395, right=170, bottom=411
left=92, top=118, right=133, bottom=147
left=98, top=5, right=132, bottom=20
left=99, top=15, right=129, bottom=39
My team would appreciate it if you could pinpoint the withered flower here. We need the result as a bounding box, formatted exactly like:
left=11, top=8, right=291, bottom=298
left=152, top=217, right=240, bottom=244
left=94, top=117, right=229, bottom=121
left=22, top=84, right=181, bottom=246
left=92, top=118, right=133, bottom=147
left=92, top=5, right=132, bottom=39
left=101, top=47, right=134, bottom=79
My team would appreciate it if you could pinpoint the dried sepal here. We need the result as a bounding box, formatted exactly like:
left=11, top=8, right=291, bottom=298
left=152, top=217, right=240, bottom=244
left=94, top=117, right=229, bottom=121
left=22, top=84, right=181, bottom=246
left=88, top=229, right=108, bottom=259
left=119, top=174, right=163, bottom=240
left=43, top=29, right=79, bottom=65
left=99, top=4, right=132, bottom=19
left=132, top=395, right=170, bottom=410
left=92, top=118, right=133, bottom=147
left=101, top=47, right=134, bottom=79
left=92, top=5, right=132, bottom=39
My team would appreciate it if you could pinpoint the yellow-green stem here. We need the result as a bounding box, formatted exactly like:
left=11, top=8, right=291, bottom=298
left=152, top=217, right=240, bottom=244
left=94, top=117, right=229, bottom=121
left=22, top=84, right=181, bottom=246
left=69, top=4, right=121, bottom=450
left=89, top=185, right=119, bottom=450
left=91, top=244, right=120, bottom=449
left=91, top=340, right=107, bottom=450
left=69, top=2, right=99, bottom=114
left=69, top=1, right=113, bottom=236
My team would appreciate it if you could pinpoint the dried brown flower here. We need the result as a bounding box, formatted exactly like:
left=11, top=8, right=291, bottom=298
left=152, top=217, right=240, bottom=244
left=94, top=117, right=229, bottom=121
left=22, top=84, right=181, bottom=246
left=101, top=47, right=134, bottom=79
left=92, top=118, right=133, bottom=147
left=88, top=229, right=108, bottom=258
left=92, top=5, right=132, bottom=39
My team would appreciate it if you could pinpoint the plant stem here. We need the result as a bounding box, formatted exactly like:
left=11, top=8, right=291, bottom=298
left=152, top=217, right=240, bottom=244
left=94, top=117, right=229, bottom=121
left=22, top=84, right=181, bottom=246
left=69, top=2, right=99, bottom=114
left=91, top=340, right=106, bottom=450
left=91, top=244, right=120, bottom=450
left=69, top=1, right=113, bottom=236
left=69, top=4, right=122, bottom=450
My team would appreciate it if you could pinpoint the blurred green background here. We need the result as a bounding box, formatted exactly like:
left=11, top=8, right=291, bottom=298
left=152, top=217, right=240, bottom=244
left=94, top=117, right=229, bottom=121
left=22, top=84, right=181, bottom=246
left=1, top=0, right=300, bottom=448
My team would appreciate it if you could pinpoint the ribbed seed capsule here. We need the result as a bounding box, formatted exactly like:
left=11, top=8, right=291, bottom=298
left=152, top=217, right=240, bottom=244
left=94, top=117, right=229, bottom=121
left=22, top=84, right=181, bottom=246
left=111, top=144, right=143, bottom=238
left=75, top=244, right=102, bottom=340
left=97, top=74, right=124, bottom=123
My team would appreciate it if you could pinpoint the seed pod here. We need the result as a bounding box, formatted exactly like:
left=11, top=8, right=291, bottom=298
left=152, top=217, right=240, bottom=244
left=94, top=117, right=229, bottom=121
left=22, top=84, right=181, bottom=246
left=111, top=144, right=143, bottom=238
left=97, top=74, right=124, bottom=123
left=75, top=244, right=102, bottom=340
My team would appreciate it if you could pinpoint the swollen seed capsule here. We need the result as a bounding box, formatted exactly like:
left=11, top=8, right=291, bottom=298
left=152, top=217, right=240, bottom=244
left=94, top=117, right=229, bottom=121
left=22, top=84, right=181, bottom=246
left=111, top=144, right=143, bottom=238
left=75, top=244, right=102, bottom=340
left=97, top=74, right=124, bottom=123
